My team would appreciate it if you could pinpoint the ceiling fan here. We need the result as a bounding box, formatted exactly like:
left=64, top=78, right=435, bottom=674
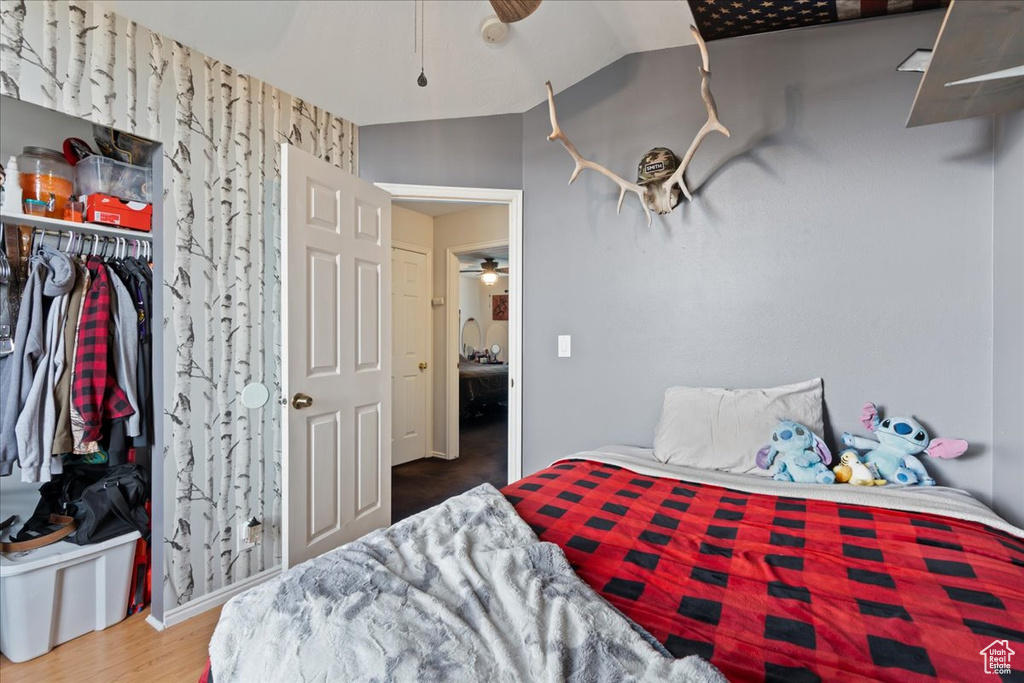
left=489, top=0, right=542, bottom=23
left=460, top=257, right=509, bottom=285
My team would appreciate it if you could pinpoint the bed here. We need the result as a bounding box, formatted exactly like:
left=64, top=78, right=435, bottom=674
left=459, top=360, right=508, bottom=415
left=506, top=447, right=1024, bottom=682
left=203, top=447, right=1023, bottom=682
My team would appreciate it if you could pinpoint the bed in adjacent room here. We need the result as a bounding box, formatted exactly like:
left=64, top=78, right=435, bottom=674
left=459, top=359, right=509, bottom=415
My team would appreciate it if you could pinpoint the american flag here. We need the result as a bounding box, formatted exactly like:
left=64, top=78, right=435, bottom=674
left=689, top=0, right=949, bottom=41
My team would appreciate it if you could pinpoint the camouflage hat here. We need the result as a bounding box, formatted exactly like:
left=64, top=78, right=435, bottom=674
left=636, top=147, right=679, bottom=185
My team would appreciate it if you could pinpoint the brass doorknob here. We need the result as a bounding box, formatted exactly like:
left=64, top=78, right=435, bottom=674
left=291, top=393, right=313, bottom=409
left=419, top=362, right=428, bottom=370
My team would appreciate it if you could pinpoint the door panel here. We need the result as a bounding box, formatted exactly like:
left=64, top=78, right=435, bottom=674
left=307, top=250, right=340, bottom=376
left=282, top=144, right=392, bottom=569
left=356, top=402, right=382, bottom=514
left=391, top=247, right=430, bottom=466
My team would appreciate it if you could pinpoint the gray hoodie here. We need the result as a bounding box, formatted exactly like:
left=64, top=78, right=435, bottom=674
left=0, top=254, right=47, bottom=476
left=12, top=245, right=76, bottom=482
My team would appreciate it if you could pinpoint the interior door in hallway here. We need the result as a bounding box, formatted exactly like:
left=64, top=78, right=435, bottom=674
left=281, top=144, right=392, bottom=569
left=392, top=247, right=430, bottom=465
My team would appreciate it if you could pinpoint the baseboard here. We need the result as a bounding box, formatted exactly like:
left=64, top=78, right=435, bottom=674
left=145, top=613, right=165, bottom=632
left=156, top=566, right=282, bottom=629
left=431, top=450, right=456, bottom=460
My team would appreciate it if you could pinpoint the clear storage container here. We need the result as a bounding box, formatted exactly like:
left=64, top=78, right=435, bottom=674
left=75, top=155, right=153, bottom=203
left=18, top=147, right=74, bottom=219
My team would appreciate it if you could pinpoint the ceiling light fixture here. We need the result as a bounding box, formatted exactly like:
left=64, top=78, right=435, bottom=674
left=481, top=271, right=498, bottom=286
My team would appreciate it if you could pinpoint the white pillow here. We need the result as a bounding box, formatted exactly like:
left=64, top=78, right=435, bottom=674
left=652, top=378, right=824, bottom=476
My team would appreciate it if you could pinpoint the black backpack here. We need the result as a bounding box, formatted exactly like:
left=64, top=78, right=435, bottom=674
left=1, top=464, right=150, bottom=551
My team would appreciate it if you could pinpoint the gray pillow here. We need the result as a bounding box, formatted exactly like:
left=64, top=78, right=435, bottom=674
left=653, top=378, right=824, bottom=476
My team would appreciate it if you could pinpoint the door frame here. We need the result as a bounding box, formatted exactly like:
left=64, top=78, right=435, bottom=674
left=375, top=183, right=523, bottom=484
left=391, top=241, right=433, bottom=465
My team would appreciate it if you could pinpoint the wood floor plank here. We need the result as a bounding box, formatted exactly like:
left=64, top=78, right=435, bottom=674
left=0, top=607, right=220, bottom=683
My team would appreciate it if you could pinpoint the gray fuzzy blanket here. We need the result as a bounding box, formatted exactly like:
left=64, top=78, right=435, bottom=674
left=210, top=484, right=724, bottom=683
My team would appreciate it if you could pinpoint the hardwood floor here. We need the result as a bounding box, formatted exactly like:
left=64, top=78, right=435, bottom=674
left=0, top=607, right=220, bottom=683
left=392, top=410, right=508, bottom=522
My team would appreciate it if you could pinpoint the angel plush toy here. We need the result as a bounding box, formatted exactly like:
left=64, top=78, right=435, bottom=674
left=841, top=402, right=968, bottom=486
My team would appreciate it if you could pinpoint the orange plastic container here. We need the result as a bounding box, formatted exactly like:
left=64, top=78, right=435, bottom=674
left=18, top=147, right=74, bottom=219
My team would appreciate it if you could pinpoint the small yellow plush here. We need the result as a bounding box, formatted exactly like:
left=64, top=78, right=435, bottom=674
left=833, top=463, right=852, bottom=483
left=837, top=449, right=886, bottom=486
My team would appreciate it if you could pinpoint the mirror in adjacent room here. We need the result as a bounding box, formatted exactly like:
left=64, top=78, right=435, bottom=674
left=462, top=318, right=481, bottom=356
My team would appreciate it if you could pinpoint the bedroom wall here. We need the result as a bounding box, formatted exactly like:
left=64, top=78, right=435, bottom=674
left=522, top=12, right=994, bottom=501
left=360, top=114, right=523, bottom=190
left=459, top=275, right=483, bottom=345
left=393, top=205, right=434, bottom=249
left=362, top=11, right=1001, bottom=504
left=459, top=276, right=510, bottom=362
left=992, top=107, right=1024, bottom=528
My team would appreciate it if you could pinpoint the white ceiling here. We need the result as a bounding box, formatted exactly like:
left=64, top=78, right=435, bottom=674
left=393, top=200, right=499, bottom=217
left=459, top=245, right=509, bottom=268
left=108, top=0, right=698, bottom=126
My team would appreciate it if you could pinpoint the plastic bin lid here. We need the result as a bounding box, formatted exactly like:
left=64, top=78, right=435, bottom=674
left=0, top=531, right=141, bottom=577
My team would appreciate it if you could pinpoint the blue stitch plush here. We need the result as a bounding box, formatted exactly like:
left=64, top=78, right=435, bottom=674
left=756, top=420, right=835, bottom=484
left=840, top=402, right=968, bottom=486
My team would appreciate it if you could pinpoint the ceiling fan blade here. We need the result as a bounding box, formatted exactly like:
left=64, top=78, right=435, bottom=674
left=489, top=0, right=541, bottom=24
left=497, top=267, right=510, bottom=274
left=460, top=269, right=483, bottom=274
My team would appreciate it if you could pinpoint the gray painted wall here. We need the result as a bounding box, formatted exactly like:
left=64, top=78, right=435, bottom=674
left=992, top=107, right=1024, bottom=528
left=363, top=12, right=1005, bottom=507
left=360, top=113, right=523, bottom=189
left=520, top=13, right=993, bottom=502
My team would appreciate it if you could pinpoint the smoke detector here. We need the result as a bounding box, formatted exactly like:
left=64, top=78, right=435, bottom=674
left=481, top=16, right=509, bottom=44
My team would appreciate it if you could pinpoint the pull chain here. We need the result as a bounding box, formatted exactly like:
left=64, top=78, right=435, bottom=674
left=416, top=0, right=427, bottom=87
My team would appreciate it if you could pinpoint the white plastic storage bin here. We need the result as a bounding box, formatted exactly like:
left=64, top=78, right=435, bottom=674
left=0, top=531, right=140, bottom=662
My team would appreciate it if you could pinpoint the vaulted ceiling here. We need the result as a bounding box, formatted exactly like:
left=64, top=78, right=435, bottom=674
left=110, top=0, right=952, bottom=126
left=108, top=0, right=700, bottom=126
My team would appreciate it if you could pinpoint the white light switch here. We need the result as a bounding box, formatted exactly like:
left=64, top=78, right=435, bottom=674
left=558, top=335, right=571, bottom=358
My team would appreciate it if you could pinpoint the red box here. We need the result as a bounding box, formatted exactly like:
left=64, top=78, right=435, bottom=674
left=82, top=193, right=153, bottom=232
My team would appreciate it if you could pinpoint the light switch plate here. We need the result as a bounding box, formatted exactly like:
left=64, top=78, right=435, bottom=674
left=558, top=335, right=571, bottom=358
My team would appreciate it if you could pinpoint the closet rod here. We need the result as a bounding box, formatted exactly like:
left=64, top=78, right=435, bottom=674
left=1, top=212, right=152, bottom=241
left=30, top=228, right=151, bottom=259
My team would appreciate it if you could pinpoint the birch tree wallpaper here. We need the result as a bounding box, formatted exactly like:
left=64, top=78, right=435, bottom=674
left=0, top=0, right=357, bottom=610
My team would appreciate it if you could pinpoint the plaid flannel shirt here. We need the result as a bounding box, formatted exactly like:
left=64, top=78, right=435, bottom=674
left=72, top=258, right=134, bottom=443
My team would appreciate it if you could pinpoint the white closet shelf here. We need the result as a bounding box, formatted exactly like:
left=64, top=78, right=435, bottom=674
left=0, top=212, right=153, bottom=241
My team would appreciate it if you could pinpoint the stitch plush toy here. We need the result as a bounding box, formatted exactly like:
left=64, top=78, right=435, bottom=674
left=756, top=420, right=835, bottom=484
left=841, top=402, right=968, bottom=486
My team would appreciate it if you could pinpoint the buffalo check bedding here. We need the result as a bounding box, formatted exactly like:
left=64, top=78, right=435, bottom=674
left=202, top=450, right=1023, bottom=683
left=503, top=455, right=1024, bottom=683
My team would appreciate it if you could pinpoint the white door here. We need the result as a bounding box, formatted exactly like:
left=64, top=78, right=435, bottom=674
left=281, top=144, right=392, bottom=569
left=391, top=248, right=430, bottom=466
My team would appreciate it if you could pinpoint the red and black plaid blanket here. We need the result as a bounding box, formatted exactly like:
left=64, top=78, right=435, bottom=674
left=503, top=459, right=1024, bottom=683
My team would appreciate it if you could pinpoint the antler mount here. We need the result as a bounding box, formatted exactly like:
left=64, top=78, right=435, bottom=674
left=545, top=26, right=730, bottom=226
